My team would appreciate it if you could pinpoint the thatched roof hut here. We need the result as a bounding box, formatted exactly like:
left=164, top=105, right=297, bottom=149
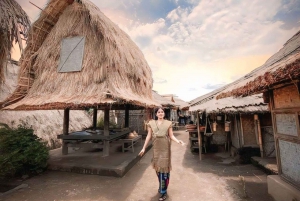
left=152, top=91, right=176, bottom=108
left=2, top=0, right=158, bottom=110
left=216, top=30, right=300, bottom=99
left=190, top=93, right=268, bottom=114
left=0, top=0, right=30, bottom=82
left=162, top=94, right=189, bottom=110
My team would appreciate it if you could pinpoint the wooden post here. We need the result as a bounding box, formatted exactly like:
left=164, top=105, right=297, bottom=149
left=62, top=108, right=70, bottom=155
left=125, top=104, right=129, bottom=128
left=235, top=114, right=241, bottom=148
left=254, top=114, right=264, bottom=158
left=93, top=108, right=97, bottom=129
left=197, top=112, right=202, bottom=160
left=103, top=107, right=110, bottom=157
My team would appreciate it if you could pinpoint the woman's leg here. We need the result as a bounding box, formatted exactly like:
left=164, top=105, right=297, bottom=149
left=157, top=172, right=170, bottom=194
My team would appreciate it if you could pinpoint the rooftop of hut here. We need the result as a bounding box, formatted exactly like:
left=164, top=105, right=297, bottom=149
left=2, top=0, right=159, bottom=110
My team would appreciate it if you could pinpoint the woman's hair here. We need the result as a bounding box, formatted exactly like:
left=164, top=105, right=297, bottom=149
left=154, top=107, right=165, bottom=120
left=154, top=107, right=165, bottom=114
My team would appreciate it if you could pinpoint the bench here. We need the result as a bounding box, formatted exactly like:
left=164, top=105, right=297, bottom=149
left=120, top=135, right=142, bottom=153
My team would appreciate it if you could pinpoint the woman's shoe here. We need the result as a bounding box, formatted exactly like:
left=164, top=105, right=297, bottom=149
left=158, top=193, right=167, bottom=201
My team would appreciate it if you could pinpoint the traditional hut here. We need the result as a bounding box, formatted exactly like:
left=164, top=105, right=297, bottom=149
left=162, top=94, right=190, bottom=123
left=152, top=91, right=177, bottom=120
left=1, top=0, right=159, bottom=156
left=189, top=90, right=273, bottom=162
left=217, top=30, right=300, bottom=200
left=0, top=0, right=30, bottom=82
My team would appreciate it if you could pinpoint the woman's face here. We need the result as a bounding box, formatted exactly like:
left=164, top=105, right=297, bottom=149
left=156, top=108, right=165, bottom=119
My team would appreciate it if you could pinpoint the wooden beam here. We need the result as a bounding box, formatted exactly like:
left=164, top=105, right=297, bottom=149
left=103, top=107, right=110, bottom=157
left=93, top=108, right=97, bottom=129
left=62, top=108, right=70, bottom=155
left=125, top=104, right=130, bottom=128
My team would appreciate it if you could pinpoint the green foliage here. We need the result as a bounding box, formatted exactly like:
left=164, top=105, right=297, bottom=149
left=96, top=117, right=118, bottom=129
left=0, top=125, right=49, bottom=178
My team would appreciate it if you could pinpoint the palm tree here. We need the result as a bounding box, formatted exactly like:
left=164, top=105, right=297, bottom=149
left=0, top=0, right=30, bottom=82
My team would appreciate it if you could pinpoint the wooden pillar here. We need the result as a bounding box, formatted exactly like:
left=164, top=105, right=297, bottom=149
left=254, top=114, right=264, bottom=158
left=235, top=114, right=241, bottom=148
left=93, top=108, right=97, bottom=129
left=103, top=107, right=110, bottom=157
left=197, top=112, right=202, bottom=160
left=62, top=108, right=70, bottom=155
left=125, top=104, right=129, bottom=128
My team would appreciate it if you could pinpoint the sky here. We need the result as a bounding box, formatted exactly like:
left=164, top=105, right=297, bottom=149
left=13, top=0, right=300, bottom=102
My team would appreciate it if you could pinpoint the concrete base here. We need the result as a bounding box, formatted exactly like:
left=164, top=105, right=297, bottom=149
left=251, top=156, right=278, bottom=175
left=48, top=140, right=152, bottom=177
left=268, top=175, right=300, bottom=201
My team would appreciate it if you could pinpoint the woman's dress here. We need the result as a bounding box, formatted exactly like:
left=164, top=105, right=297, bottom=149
left=148, top=120, right=172, bottom=173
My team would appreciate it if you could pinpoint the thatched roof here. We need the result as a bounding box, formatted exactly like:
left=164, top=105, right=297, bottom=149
left=2, top=0, right=159, bottom=110
left=0, top=0, right=30, bottom=82
left=162, top=94, right=189, bottom=110
left=0, top=59, right=19, bottom=103
left=216, top=30, right=300, bottom=99
left=189, top=93, right=268, bottom=114
left=152, top=91, right=176, bottom=108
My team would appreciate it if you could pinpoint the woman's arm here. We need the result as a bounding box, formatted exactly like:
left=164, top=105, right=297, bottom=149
left=168, top=127, right=185, bottom=145
left=138, top=127, right=152, bottom=156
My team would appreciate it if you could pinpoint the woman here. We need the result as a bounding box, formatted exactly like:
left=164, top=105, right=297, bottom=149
left=139, top=107, right=185, bottom=201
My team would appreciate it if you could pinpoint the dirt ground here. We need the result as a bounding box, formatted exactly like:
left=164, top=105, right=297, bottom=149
left=0, top=131, right=274, bottom=201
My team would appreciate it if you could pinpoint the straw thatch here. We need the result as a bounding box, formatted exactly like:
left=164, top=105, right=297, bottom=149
left=152, top=91, right=176, bottom=108
left=189, top=93, right=268, bottom=114
left=2, top=0, right=159, bottom=110
left=216, top=30, right=300, bottom=99
left=162, top=94, right=189, bottom=110
left=0, top=59, right=19, bottom=103
left=0, top=0, right=30, bottom=82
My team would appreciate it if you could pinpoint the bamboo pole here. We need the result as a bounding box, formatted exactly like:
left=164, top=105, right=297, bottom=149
left=62, top=108, right=70, bottom=155
left=197, top=112, right=202, bottom=160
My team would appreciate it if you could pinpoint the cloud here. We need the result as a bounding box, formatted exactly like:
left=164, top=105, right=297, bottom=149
left=153, top=78, right=167, bottom=84
left=203, top=83, right=226, bottom=90
left=188, top=87, right=197, bottom=91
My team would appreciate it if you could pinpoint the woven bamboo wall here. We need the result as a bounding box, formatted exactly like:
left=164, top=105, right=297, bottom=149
left=115, top=110, right=147, bottom=134
left=241, top=114, right=257, bottom=146
left=274, top=84, right=300, bottom=109
left=211, top=116, right=227, bottom=145
left=261, top=126, right=276, bottom=157
left=259, top=113, right=275, bottom=157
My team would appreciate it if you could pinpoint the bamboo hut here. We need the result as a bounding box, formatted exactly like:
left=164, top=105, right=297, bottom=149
left=216, top=30, right=300, bottom=199
left=189, top=90, right=273, bottom=162
left=162, top=94, right=190, bottom=123
left=1, top=0, right=159, bottom=156
left=152, top=90, right=177, bottom=120
left=0, top=0, right=30, bottom=82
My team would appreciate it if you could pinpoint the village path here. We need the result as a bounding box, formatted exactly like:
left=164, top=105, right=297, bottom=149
left=1, top=130, right=274, bottom=201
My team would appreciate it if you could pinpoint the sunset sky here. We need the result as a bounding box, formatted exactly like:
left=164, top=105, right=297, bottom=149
left=14, top=0, right=300, bottom=101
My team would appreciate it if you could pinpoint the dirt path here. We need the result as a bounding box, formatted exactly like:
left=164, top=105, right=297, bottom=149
left=1, top=131, right=274, bottom=201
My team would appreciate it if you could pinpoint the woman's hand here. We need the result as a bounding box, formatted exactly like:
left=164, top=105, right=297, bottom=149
left=139, top=148, right=145, bottom=156
left=178, top=140, right=185, bottom=146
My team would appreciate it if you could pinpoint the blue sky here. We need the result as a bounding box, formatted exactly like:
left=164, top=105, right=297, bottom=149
left=15, top=0, right=300, bottom=101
